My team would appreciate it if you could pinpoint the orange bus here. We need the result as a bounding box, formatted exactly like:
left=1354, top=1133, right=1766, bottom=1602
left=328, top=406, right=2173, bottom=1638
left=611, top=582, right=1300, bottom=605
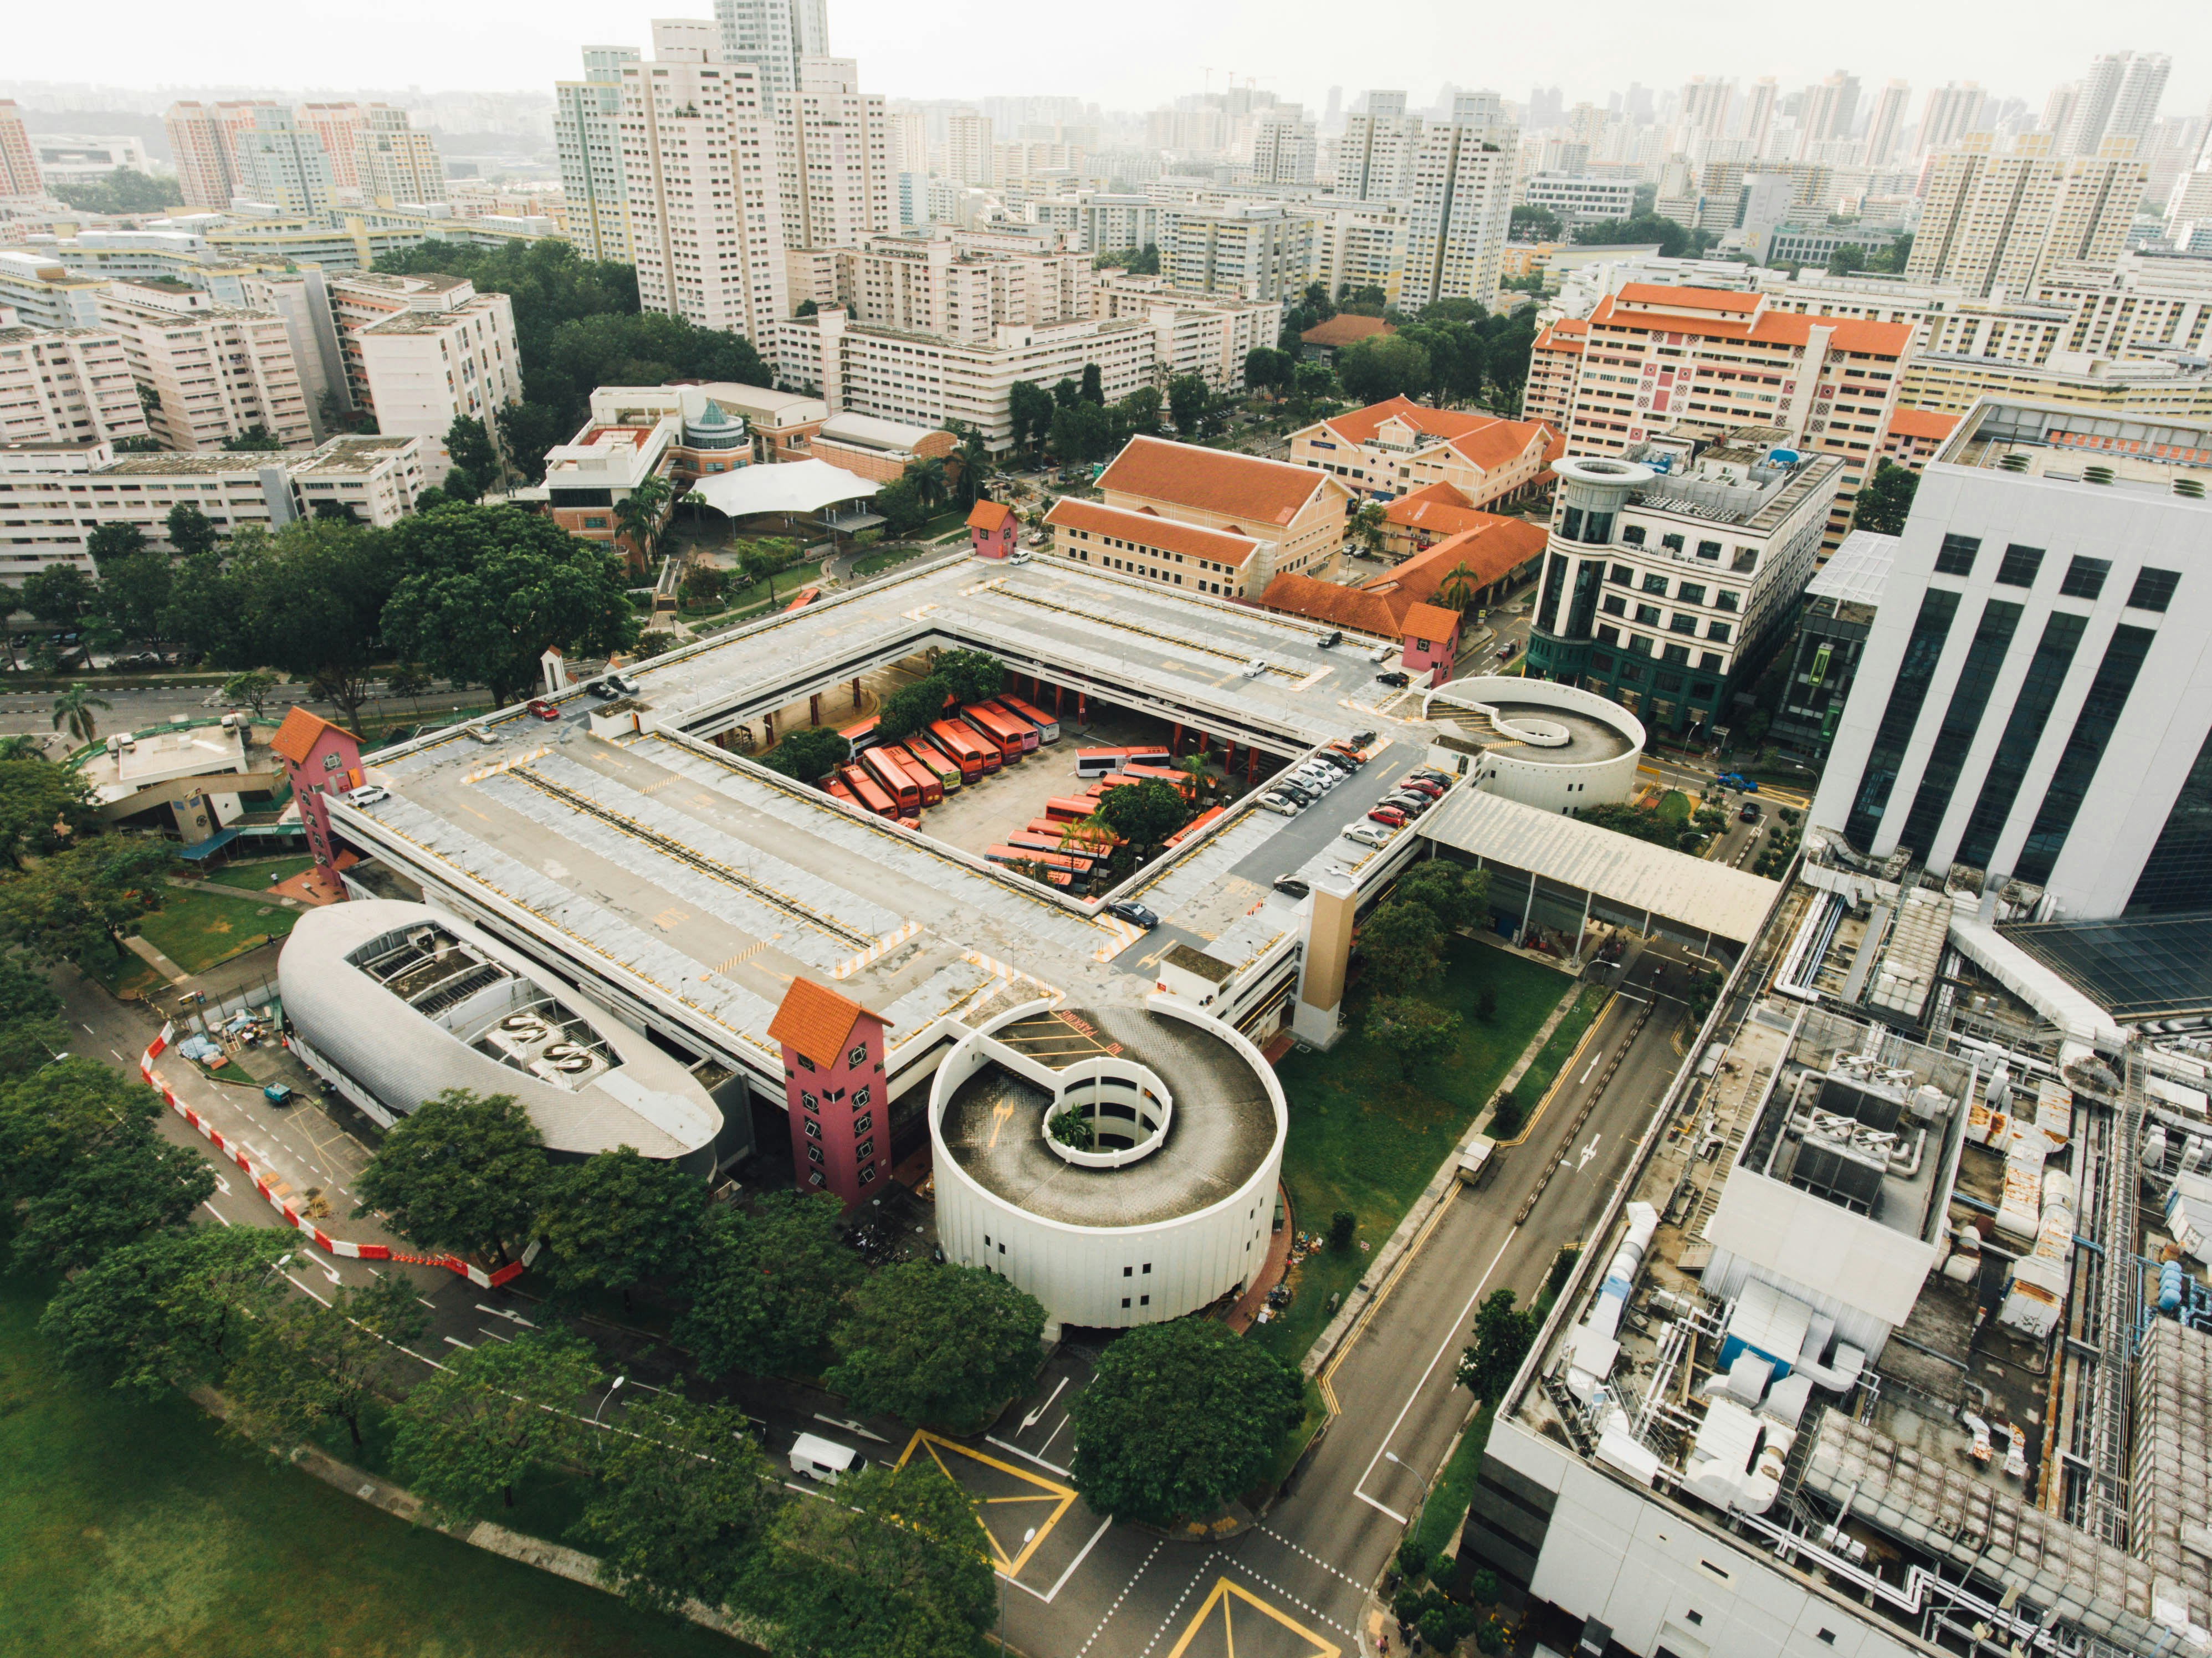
left=984, top=845, right=1089, bottom=879
left=901, top=733, right=962, bottom=792
left=838, top=765, right=896, bottom=818
left=1026, top=818, right=1117, bottom=851
left=1122, top=763, right=1196, bottom=799
left=995, top=695, right=1061, bottom=744
left=879, top=744, right=943, bottom=807
left=1007, top=830, right=1098, bottom=866
left=838, top=714, right=879, bottom=754
left=961, top=702, right=1033, bottom=761
left=1043, top=796, right=1107, bottom=823
left=1167, top=806, right=1225, bottom=846
left=858, top=748, right=922, bottom=815
left=929, top=718, right=997, bottom=776
left=824, top=777, right=857, bottom=804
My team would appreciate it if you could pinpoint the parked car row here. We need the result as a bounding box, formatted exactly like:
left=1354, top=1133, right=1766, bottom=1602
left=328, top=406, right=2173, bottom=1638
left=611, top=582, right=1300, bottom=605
left=1255, top=738, right=1369, bottom=817
left=1341, top=766, right=1455, bottom=851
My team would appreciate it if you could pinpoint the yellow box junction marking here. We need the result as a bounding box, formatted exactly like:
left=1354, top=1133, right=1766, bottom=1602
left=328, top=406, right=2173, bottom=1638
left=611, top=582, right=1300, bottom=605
left=893, top=1431, right=1074, bottom=1577
left=1166, top=1578, right=1340, bottom=1658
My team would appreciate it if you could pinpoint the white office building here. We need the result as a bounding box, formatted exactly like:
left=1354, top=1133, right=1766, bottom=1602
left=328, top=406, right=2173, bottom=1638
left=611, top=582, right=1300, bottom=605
left=1814, top=398, right=2210, bottom=919
left=1520, top=173, right=1638, bottom=231
left=1406, top=91, right=1519, bottom=308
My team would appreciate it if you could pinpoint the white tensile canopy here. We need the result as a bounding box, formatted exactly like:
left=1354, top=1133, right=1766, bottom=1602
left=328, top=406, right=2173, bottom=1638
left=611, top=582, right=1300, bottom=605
left=687, top=458, right=880, bottom=519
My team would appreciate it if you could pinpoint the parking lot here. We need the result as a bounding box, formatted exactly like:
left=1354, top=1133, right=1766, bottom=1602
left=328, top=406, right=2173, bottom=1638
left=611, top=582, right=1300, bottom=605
left=915, top=706, right=1184, bottom=862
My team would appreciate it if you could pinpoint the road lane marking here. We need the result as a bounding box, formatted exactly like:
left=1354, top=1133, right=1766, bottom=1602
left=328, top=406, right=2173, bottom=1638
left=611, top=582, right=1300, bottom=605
left=985, top=1433, right=1073, bottom=1478
left=201, top=1201, right=231, bottom=1225
left=1253, top=1525, right=1367, bottom=1594
left=1351, top=1230, right=1515, bottom=1510
left=1077, top=1537, right=1164, bottom=1658
left=1021, top=1376, right=1069, bottom=1430
left=1579, top=1052, right=1601, bottom=1084
left=1042, top=1514, right=1114, bottom=1604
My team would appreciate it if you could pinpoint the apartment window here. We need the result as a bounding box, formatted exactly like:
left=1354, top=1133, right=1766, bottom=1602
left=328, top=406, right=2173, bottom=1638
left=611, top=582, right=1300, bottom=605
left=1697, top=539, right=1722, bottom=560
left=1641, top=572, right=1667, bottom=594
left=1635, top=604, right=1661, bottom=626
left=1954, top=610, right=2090, bottom=868
left=1660, top=533, right=1684, bottom=553
left=1602, top=595, right=1626, bottom=616
left=1995, top=543, right=2045, bottom=588
left=1596, top=625, right=1621, bottom=645
left=1610, top=564, right=1633, bottom=585
left=1669, top=615, right=1697, bottom=635
left=1716, top=590, right=1739, bottom=612
left=1707, top=621, right=1731, bottom=643
left=1676, top=583, right=1706, bottom=606
left=1656, top=672, right=1683, bottom=693
left=2015, top=623, right=2155, bottom=884
left=1662, top=643, right=1690, bottom=665
left=1627, top=633, right=1651, bottom=655
left=2129, top=566, right=2180, bottom=612
left=1620, top=525, right=1646, bottom=545
left=2057, top=556, right=2111, bottom=600
left=1699, top=652, right=1724, bottom=672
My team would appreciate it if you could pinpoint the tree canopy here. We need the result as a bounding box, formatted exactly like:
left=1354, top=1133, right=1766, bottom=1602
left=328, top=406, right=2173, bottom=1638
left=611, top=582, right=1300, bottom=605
left=37, top=1224, right=293, bottom=1395
left=224, top=1271, right=429, bottom=1451
left=538, top=1144, right=710, bottom=1297
left=1358, top=898, right=1446, bottom=993
left=823, top=1261, right=1043, bottom=1431
left=1852, top=458, right=1920, bottom=536
left=763, top=725, right=852, bottom=783
left=0, top=756, right=99, bottom=869
left=1095, top=778, right=1190, bottom=850
left=1068, top=1319, right=1306, bottom=1525
left=391, top=1326, right=603, bottom=1519
left=1571, top=213, right=1714, bottom=259
left=49, top=167, right=183, bottom=214
left=351, top=1087, right=550, bottom=1263
left=1457, top=1287, right=1538, bottom=1406
left=1336, top=334, right=1433, bottom=405
left=677, top=1191, right=863, bottom=1379
left=0, top=835, right=175, bottom=967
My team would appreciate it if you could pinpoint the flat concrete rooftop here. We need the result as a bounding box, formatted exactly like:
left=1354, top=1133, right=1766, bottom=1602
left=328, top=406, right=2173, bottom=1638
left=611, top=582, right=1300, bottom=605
left=941, top=1006, right=1276, bottom=1226
left=1433, top=699, right=1637, bottom=764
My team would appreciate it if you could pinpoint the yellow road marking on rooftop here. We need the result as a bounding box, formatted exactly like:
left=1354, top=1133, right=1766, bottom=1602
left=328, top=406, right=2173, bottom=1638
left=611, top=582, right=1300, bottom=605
left=894, top=1431, right=1075, bottom=1577
left=987, top=1101, right=1015, bottom=1150
left=652, top=907, right=689, bottom=931
left=1166, top=1579, right=1339, bottom=1658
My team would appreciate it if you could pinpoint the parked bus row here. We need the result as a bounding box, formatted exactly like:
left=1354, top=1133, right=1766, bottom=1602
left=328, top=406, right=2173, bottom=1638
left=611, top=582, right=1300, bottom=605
left=823, top=693, right=1064, bottom=823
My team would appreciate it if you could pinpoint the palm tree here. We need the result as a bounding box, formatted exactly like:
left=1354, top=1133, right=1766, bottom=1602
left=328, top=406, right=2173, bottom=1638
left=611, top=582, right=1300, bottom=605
left=1437, top=563, right=1477, bottom=613
left=614, top=475, right=673, bottom=568
left=52, top=683, right=112, bottom=747
left=0, top=733, right=43, bottom=761
left=1175, top=753, right=1210, bottom=801
left=907, top=457, right=949, bottom=511
left=948, top=424, right=995, bottom=509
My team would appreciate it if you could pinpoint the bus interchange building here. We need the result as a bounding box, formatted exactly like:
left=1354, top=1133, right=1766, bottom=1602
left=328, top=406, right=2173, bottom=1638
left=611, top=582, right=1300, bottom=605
left=299, top=551, right=1777, bottom=1329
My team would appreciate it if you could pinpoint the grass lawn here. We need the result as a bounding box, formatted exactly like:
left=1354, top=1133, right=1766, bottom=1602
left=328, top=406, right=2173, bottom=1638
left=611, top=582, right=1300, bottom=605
left=76, top=944, right=162, bottom=1000
left=853, top=544, right=930, bottom=579
left=688, top=561, right=825, bottom=627
left=1498, top=985, right=1610, bottom=1136
left=917, top=509, right=971, bottom=541
left=1250, top=942, right=1573, bottom=1364
left=201, top=854, right=316, bottom=891
left=1655, top=789, right=1691, bottom=826
left=0, top=1278, right=746, bottom=1658
left=1414, top=1407, right=1492, bottom=1561
left=135, top=888, right=298, bottom=973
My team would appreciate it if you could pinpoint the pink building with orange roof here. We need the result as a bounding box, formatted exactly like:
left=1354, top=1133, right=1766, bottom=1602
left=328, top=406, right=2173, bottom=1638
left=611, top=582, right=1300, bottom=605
left=1287, top=395, right=1563, bottom=513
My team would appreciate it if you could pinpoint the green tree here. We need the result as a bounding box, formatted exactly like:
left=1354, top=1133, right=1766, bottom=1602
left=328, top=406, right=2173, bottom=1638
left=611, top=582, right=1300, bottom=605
left=1329, top=1210, right=1357, bottom=1251
left=539, top=1144, right=709, bottom=1300
left=0, top=835, right=174, bottom=967
left=1571, top=213, right=1709, bottom=259
left=613, top=473, right=673, bottom=568
left=1243, top=346, right=1293, bottom=394
left=763, top=724, right=850, bottom=782
left=1826, top=243, right=1867, bottom=276
left=1367, top=996, right=1463, bottom=1078
left=1079, top=362, right=1105, bottom=405
left=445, top=414, right=502, bottom=495
left=1068, top=1319, right=1305, bottom=1525
left=95, top=547, right=174, bottom=651
left=37, top=1224, right=294, bottom=1396
left=19, top=563, right=96, bottom=631
left=165, top=501, right=220, bottom=558
left=383, top=503, right=638, bottom=707
left=391, top=1327, right=603, bottom=1518
left=1049, top=397, right=1115, bottom=463
left=223, top=1271, right=429, bottom=1451
left=1510, top=203, right=1564, bottom=240
left=948, top=423, right=995, bottom=508
left=351, top=1087, right=550, bottom=1263
left=824, top=1261, right=1043, bottom=1431
left=872, top=475, right=927, bottom=536
left=679, top=562, right=727, bottom=611
left=932, top=649, right=1003, bottom=704
left=675, top=1191, right=863, bottom=1379
left=1288, top=360, right=1338, bottom=413
left=221, top=669, right=280, bottom=719
left=1456, top=1288, right=1538, bottom=1406
left=0, top=958, right=69, bottom=1078
left=193, top=518, right=399, bottom=734
left=49, top=167, right=185, bottom=214
left=1852, top=458, right=1920, bottom=536
left=1096, top=778, right=1189, bottom=851
left=0, top=755, right=99, bottom=868
left=1358, top=898, right=1444, bottom=993
left=1115, top=383, right=1163, bottom=436
left=1167, top=373, right=1210, bottom=437
left=221, top=424, right=285, bottom=452
left=764, top=1460, right=997, bottom=1658
left=1350, top=500, right=1387, bottom=555
left=1395, top=861, right=1488, bottom=934
left=0, top=1055, right=215, bottom=1270
left=1007, top=379, right=1056, bottom=453
left=1337, top=334, right=1433, bottom=405
left=575, top=1388, right=776, bottom=1617
left=85, top=521, right=147, bottom=566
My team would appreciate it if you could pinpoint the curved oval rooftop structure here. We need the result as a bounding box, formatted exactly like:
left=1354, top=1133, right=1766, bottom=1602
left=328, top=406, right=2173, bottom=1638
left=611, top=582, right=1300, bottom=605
left=279, top=899, right=724, bottom=1165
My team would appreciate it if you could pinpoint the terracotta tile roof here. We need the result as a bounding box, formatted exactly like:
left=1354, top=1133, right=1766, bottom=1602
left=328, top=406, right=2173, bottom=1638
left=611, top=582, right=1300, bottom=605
left=1364, top=516, right=1549, bottom=605
left=1257, top=575, right=1404, bottom=636
left=1590, top=293, right=1913, bottom=357
left=1616, top=283, right=1763, bottom=314
left=1044, top=496, right=1262, bottom=566
left=966, top=498, right=1014, bottom=531
left=1300, top=314, right=1394, bottom=348
left=766, top=976, right=887, bottom=1069
left=1096, top=436, right=1326, bottom=528
left=1385, top=480, right=1493, bottom=539
left=270, top=707, right=345, bottom=766
left=1401, top=601, right=1463, bottom=642
left=1441, top=418, right=1561, bottom=474
left=1886, top=408, right=1962, bottom=440
left=1319, top=395, right=1494, bottom=447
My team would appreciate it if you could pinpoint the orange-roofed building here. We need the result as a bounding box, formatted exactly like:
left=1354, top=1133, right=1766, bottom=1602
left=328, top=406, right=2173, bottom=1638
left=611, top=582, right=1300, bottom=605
left=1287, top=395, right=1561, bottom=514
left=1298, top=313, right=1394, bottom=363
left=1523, top=316, right=1587, bottom=428
left=966, top=496, right=1018, bottom=559
left=1880, top=407, right=1960, bottom=470
left=767, top=976, right=893, bottom=1207
left=1080, top=434, right=1352, bottom=591
left=1564, top=284, right=1913, bottom=545
left=269, top=707, right=363, bottom=875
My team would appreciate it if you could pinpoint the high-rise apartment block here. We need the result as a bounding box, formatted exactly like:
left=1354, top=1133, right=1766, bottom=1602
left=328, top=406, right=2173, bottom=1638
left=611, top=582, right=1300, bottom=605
left=0, top=317, right=149, bottom=446
left=1162, top=203, right=1315, bottom=304
left=556, top=47, right=639, bottom=263
left=298, top=104, right=365, bottom=190
left=2061, top=50, right=2169, bottom=157
left=1814, top=398, right=2207, bottom=919
left=1249, top=111, right=1317, bottom=187
left=944, top=112, right=992, bottom=187
left=163, top=100, right=278, bottom=210
left=232, top=107, right=335, bottom=215
left=1336, top=91, right=1423, bottom=200
left=1405, top=92, right=1518, bottom=308
left=1861, top=79, right=1911, bottom=167
left=1793, top=70, right=1861, bottom=161
left=0, top=103, right=40, bottom=198
left=778, top=58, right=892, bottom=251
left=846, top=233, right=1088, bottom=341
left=356, top=105, right=446, bottom=206
left=713, top=0, right=828, bottom=109
left=1908, top=134, right=2148, bottom=297
left=98, top=278, right=312, bottom=451
left=618, top=20, right=790, bottom=345
left=326, top=272, right=521, bottom=443
left=1917, top=81, right=1990, bottom=156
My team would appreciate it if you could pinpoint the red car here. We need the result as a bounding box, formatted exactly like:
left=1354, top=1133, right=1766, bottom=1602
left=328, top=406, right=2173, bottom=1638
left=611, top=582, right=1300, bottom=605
left=1400, top=777, right=1445, bottom=799
left=525, top=698, right=561, bottom=720
left=1368, top=806, right=1408, bottom=827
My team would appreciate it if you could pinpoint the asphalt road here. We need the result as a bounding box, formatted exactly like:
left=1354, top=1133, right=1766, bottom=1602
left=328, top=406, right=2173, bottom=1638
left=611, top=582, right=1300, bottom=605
left=0, top=680, right=491, bottom=748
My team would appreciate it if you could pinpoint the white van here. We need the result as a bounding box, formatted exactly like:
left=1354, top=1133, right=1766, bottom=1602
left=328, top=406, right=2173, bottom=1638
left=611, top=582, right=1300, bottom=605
left=788, top=1432, right=863, bottom=1485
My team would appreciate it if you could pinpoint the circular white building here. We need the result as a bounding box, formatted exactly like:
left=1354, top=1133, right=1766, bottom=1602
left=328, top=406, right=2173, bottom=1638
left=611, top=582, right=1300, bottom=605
left=1420, top=675, right=1646, bottom=813
left=929, top=996, right=1286, bottom=1332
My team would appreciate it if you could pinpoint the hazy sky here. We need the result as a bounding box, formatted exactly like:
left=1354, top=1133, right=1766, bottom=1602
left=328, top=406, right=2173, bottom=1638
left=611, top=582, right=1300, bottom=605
left=14, top=0, right=2209, bottom=116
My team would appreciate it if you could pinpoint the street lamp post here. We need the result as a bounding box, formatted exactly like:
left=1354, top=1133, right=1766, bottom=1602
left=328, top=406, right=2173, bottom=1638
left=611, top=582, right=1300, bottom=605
left=592, top=1375, right=627, bottom=1425
left=999, top=1527, right=1036, bottom=1649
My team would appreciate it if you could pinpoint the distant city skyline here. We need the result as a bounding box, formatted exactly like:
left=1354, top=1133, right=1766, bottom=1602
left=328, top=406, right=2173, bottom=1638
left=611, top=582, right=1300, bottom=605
left=6, top=0, right=2205, bottom=116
